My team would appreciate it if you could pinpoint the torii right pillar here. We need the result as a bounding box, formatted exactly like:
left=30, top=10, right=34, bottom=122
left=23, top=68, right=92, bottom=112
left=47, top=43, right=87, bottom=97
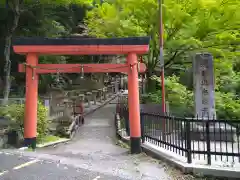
left=127, top=53, right=142, bottom=154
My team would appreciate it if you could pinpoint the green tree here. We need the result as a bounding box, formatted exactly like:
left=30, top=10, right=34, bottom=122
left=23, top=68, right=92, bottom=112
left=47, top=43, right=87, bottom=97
left=149, top=75, right=240, bottom=119
left=0, top=0, right=93, bottom=104
left=147, top=75, right=194, bottom=116
left=85, top=0, right=240, bottom=92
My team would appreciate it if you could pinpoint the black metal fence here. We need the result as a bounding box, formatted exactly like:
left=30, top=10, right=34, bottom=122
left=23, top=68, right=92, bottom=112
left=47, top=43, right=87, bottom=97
left=117, top=102, right=240, bottom=166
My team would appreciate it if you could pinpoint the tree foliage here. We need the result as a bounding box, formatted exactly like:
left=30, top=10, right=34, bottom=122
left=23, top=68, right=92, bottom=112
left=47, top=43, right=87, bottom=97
left=146, top=75, right=194, bottom=117
left=0, top=0, right=93, bottom=99
left=0, top=0, right=239, bottom=119
left=85, top=0, right=240, bottom=91
left=86, top=0, right=240, bottom=118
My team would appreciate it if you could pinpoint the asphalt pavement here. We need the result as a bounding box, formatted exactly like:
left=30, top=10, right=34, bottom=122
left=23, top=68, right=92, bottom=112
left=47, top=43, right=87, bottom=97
left=0, top=151, right=126, bottom=180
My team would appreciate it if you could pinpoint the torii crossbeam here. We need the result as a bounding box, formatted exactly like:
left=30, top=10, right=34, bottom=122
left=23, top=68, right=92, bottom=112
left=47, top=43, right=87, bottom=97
left=13, top=37, right=150, bottom=154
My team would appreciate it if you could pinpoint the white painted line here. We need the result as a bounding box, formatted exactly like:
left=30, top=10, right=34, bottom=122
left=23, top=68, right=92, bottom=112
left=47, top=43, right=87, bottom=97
left=13, top=159, right=40, bottom=170
left=0, top=170, right=8, bottom=176
left=93, top=176, right=101, bottom=180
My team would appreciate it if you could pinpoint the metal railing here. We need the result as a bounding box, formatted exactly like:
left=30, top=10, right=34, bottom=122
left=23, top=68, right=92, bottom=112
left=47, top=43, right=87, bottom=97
left=117, top=101, right=240, bottom=166
left=143, top=113, right=240, bottom=165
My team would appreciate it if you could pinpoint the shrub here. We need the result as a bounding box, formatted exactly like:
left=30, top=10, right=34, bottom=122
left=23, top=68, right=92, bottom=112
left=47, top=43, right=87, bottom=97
left=148, top=75, right=194, bottom=116
left=215, top=92, right=240, bottom=119
left=145, top=75, right=240, bottom=119
left=0, top=101, right=49, bottom=141
left=36, top=101, right=49, bottom=140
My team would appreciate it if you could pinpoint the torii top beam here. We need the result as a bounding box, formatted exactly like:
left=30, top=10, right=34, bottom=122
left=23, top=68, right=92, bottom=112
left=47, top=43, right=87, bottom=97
left=13, top=37, right=150, bottom=55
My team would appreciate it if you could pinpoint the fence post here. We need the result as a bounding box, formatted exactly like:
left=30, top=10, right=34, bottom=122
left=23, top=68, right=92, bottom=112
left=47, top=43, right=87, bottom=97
left=186, top=120, right=192, bottom=163
left=141, top=113, right=145, bottom=143
left=206, top=121, right=211, bottom=165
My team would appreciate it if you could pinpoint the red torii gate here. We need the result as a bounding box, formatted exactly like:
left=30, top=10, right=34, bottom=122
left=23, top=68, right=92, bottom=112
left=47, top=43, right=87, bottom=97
left=13, top=37, right=149, bottom=154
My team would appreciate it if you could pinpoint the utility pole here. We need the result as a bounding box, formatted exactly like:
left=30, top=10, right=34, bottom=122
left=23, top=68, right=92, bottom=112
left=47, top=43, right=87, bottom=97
left=159, top=0, right=166, bottom=136
left=159, top=0, right=166, bottom=114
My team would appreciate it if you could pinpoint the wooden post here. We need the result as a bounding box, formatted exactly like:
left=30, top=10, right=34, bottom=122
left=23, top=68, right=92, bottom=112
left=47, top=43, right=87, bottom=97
left=127, top=53, right=141, bottom=154
left=24, top=53, right=38, bottom=149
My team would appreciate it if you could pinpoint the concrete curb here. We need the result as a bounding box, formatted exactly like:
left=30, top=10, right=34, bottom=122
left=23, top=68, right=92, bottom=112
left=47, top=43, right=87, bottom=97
left=141, top=144, right=190, bottom=173
left=37, top=138, right=70, bottom=148
left=115, top=130, right=240, bottom=179
left=18, top=138, right=70, bottom=150
left=141, top=144, right=240, bottom=179
left=116, top=131, right=130, bottom=146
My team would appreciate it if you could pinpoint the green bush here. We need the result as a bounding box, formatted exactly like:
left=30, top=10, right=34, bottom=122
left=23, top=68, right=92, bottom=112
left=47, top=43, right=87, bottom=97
left=145, top=75, right=240, bottom=119
left=36, top=101, right=49, bottom=140
left=215, top=92, right=240, bottom=119
left=147, top=75, right=194, bottom=116
left=0, top=101, right=49, bottom=141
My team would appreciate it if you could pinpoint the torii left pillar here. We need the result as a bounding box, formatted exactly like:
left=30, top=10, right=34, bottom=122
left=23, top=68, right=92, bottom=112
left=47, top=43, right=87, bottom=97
left=24, top=53, right=38, bottom=149
left=127, top=53, right=142, bottom=154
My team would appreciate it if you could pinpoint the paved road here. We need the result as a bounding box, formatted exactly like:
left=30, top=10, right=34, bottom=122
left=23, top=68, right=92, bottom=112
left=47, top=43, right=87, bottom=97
left=0, top=151, right=125, bottom=180
left=0, top=99, right=172, bottom=180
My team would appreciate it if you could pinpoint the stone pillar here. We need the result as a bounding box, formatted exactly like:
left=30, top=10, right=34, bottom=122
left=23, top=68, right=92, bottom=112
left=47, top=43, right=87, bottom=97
left=76, top=94, right=85, bottom=114
left=107, top=85, right=112, bottom=97
left=86, top=92, right=92, bottom=108
left=191, top=53, right=236, bottom=142
left=63, top=98, right=72, bottom=118
left=98, top=89, right=103, bottom=102
left=71, top=96, right=77, bottom=116
left=115, top=76, right=119, bottom=93
left=193, top=53, right=216, bottom=119
left=103, top=87, right=107, bottom=100
left=92, top=90, right=98, bottom=105
left=111, top=82, right=115, bottom=93
left=119, top=75, right=122, bottom=90
left=42, top=97, right=50, bottom=117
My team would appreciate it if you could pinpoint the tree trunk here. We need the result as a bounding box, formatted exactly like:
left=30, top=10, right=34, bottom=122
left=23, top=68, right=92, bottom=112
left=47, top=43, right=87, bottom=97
left=2, top=35, right=12, bottom=105
left=146, top=70, right=156, bottom=93
left=2, top=1, right=21, bottom=105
